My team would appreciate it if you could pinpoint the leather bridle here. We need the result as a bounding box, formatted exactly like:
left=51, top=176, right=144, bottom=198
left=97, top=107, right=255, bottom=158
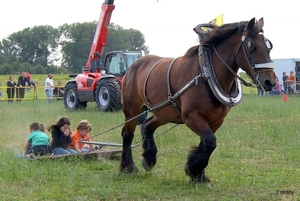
left=233, top=33, right=274, bottom=91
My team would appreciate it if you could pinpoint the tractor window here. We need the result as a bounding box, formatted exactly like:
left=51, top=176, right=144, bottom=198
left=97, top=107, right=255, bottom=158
left=107, top=53, right=123, bottom=75
left=124, top=53, right=142, bottom=68
left=106, top=52, right=142, bottom=75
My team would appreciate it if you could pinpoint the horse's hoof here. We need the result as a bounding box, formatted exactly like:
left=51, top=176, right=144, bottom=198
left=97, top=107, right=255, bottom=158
left=190, top=174, right=212, bottom=185
left=120, top=165, right=139, bottom=174
left=203, top=182, right=212, bottom=188
left=141, top=158, right=153, bottom=171
left=185, top=164, right=211, bottom=185
left=184, top=164, right=191, bottom=176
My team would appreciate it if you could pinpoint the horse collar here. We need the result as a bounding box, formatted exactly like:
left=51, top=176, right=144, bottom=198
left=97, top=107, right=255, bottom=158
left=198, top=45, right=242, bottom=107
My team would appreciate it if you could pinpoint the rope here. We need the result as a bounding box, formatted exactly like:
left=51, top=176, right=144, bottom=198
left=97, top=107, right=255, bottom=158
left=89, top=110, right=149, bottom=139
left=86, top=123, right=179, bottom=149
left=132, top=123, right=179, bottom=148
left=87, top=110, right=179, bottom=149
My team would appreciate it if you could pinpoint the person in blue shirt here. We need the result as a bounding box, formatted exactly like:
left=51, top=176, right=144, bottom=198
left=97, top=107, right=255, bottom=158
left=24, top=122, right=51, bottom=156
left=0, top=91, right=4, bottom=101
left=282, top=72, right=288, bottom=93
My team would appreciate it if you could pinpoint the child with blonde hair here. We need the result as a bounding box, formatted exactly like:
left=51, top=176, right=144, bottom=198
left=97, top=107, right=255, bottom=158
left=68, top=119, right=94, bottom=153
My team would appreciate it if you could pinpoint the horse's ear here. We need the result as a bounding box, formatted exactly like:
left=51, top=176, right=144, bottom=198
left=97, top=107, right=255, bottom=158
left=257, top=17, right=264, bottom=29
left=247, top=18, right=256, bottom=30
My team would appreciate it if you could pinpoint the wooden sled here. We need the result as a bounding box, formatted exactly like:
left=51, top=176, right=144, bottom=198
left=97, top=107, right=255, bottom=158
left=28, top=149, right=122, bottom=161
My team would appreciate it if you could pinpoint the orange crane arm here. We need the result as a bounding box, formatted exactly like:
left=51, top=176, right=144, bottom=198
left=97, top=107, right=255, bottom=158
left=85, top=0, right=115, bottom=70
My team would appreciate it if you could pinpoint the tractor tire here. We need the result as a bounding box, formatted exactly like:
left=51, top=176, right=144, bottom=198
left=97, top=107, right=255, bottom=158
left=95, top=79, right=121, bottom=112
left=64, top=83, right=87, bottom=111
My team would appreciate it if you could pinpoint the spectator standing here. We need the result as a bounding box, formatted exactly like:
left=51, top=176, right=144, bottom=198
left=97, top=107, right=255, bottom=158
left=16, top=72, right=31, bottom=101
left=45, top=73, right=54, bottom=103
left=25, top=70, right=36, bottom=88
left=0, top=91, right=4, bottom=101
left=47, top=116, right=77, bottom=155
left=6, top=75, right=17, bottom=103
left=282, top=72, right=288, bottom=93
left=53, top=80, right=64, bottom=98
left=257, top=86, right=264, bottom=96
left=286, top=71, right=296, bottom=94
left=25, top=70, right=31, bottom=82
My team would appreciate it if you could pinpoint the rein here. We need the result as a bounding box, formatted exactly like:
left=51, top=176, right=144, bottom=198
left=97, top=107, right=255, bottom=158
left=212, top=45, right=252, bottom=87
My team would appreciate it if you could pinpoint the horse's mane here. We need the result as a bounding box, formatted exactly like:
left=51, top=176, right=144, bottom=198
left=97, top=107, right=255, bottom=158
left=184, top=20, right=262, bottom=58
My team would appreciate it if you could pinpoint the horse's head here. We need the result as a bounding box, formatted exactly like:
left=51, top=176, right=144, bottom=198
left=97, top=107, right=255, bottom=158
left=235, top=17, right=276, bottom=91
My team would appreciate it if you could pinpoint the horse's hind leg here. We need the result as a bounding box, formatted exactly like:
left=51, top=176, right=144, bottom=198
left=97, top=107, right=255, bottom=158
left=140, top=115, right=166, bottom=171
left=184, top=117, right=217, bottom=184
left=120, top=107, right=141, bottom=173
left=120, top=124, right=138, bottom=173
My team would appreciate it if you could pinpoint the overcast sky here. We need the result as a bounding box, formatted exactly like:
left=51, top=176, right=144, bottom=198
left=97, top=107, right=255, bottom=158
left=0, top=0, right=299, bottom=59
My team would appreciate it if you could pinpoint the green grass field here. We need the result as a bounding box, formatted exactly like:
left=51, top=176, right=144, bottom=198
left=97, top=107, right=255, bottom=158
left=0, top=75, right=299, bottom=200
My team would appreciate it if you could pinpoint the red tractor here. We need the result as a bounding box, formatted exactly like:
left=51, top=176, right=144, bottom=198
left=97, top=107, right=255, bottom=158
left=63, top=0, right=143, bottom=112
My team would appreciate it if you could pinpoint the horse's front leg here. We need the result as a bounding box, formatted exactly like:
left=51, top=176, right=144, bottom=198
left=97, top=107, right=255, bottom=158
left=120, top=126, right=138, bottom=173
left=184, top=116, right=217, bottom=185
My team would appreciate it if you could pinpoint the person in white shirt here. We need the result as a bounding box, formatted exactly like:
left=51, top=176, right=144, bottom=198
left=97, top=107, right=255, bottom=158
left=45, top=73, right=54, bottom=103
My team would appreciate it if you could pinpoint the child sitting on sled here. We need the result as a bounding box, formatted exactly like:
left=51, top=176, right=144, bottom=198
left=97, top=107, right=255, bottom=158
left=24, top=122, right=51, bottom=157
left=68, top=119, right=94, bottom=153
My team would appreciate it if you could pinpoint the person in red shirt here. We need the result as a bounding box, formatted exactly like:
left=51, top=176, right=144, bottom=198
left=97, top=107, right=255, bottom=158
left=286, top=71, right=296, bottom=94
left=68, top=120, right=94, bottom=153
left=25, top=70, right=31, bottom=82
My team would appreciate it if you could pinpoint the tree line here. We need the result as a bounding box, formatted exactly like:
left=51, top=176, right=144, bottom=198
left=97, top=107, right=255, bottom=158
left=0, top=22, right=149, bottom=75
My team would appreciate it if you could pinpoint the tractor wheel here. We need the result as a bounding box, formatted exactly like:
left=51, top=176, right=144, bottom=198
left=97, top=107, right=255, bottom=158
left=95, top=79, right=121, bottom=112
left=64, top=83, right=87, bottom=111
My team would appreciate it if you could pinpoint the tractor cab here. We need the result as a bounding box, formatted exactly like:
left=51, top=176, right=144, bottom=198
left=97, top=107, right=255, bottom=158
left=103, top=50, right=144, bottom=78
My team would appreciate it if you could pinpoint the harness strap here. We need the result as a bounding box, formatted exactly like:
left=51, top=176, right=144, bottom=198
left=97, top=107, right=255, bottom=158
left=143, top=58, right=202, bottom=112
left=146, top=74, right=202, bottom=112
left=167, top=58, right=181, bottom=114
left=143, top=58, right=167, bottom=106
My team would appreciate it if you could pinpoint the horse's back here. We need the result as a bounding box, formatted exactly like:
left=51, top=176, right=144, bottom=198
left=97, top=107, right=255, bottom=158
left=122, top=55, right=168, bottom=111
left=123, top=55, right=170, bottom=94
left=126, top=55, right=166, bottom=75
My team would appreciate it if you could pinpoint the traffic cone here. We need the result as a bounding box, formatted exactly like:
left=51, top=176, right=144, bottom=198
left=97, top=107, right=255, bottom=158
left=283, top=93, right=288, bottom=102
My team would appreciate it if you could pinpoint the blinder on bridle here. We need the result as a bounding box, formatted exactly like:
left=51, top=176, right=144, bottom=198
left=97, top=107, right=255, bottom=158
left=236, top=32, right=274, bottom=90
left=244, top=34, right=272, bottom=52
left=236, top=33, right=273, bottom=68
left=244, top=36, right=255, bottom=52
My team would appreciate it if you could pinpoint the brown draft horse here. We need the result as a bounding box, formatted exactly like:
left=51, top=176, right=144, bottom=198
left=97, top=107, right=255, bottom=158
left=120, top=17, right=277, bottom=184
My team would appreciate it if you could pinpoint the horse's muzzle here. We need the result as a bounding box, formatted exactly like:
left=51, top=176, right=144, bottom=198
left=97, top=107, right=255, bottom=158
left=263, top=79, right=276, bottom=91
